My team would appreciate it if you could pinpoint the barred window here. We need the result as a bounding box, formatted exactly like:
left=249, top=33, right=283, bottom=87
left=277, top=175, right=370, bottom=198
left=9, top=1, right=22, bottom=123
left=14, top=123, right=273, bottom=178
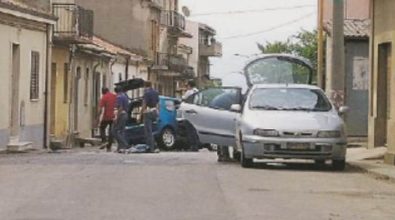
left=30, top=51, right=40, bottom=100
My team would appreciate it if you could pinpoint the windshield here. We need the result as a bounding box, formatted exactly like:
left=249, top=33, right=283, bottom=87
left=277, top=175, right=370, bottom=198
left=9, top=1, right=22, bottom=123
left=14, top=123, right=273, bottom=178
left=245, top=56, right=313, bottom=85
left=249, top=88, right=332, bottom=112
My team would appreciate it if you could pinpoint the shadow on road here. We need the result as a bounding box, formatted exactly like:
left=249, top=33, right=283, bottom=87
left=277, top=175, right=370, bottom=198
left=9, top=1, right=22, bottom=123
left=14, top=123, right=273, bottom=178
left=220, top=159, right=362, bottom=173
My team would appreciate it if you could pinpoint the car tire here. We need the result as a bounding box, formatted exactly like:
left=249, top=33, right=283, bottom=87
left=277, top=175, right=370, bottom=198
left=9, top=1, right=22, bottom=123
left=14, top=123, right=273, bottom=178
left=241, top=150, right=253, bottom=168
left=332, top=159, right=346, bottom=171
left=158, top=127, right=176, bottom=151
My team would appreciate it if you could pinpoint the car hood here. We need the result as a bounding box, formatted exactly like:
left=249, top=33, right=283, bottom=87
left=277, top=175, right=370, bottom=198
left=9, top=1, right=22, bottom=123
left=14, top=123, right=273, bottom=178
left=243, top=110, right=344, bottom=131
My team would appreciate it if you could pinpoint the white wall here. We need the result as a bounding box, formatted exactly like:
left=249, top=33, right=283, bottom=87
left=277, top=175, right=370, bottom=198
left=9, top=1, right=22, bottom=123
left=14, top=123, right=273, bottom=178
left=0, top=22, right=47, bottom=146
left=179, top=20, right=199, bottom=77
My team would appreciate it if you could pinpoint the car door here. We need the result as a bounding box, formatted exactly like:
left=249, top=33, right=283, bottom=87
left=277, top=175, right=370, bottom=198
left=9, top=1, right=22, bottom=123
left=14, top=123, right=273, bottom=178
left=181, top=87, right=242, bottom=146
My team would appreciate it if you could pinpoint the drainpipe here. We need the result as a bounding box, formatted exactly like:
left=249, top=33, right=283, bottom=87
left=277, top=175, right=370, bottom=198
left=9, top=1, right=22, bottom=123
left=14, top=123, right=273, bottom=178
left=65, top=44, right=77, bottom=148
left=91, top=60, right=101, bottom=138
left=43, top=23, right=52, bottom=149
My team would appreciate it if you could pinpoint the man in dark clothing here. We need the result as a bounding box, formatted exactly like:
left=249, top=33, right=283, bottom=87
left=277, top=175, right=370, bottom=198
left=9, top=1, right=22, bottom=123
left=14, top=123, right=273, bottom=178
left=141, top=81, right=160, bottom=153
left=98, top=88, right=117, bottom=152
left=112, top=86, right=130, bottom=152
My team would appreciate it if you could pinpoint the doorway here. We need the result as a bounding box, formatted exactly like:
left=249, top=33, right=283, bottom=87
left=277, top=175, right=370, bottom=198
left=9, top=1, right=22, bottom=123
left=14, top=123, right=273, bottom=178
left=10, top=44, right=20, bottom=137
left=376, top=43, right=391, bottom=146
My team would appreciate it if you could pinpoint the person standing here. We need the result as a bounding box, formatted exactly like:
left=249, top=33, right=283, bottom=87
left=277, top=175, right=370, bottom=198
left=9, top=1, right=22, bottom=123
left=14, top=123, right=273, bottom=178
left=141, top=81, right=160, bottom=153
left=182, top=80, right=199, bottom=100
left=98, top=88, right=117, bottom=152
left=113, top=86, right=130, bottom=152
left=182, top=80, right=200, bottom=151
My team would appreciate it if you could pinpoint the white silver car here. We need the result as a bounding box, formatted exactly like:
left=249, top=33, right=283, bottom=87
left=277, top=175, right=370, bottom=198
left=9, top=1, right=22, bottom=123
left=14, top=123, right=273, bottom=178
left=178, top=84, right=347, bottom=170
left=178, top=54, right=348, bottom=170
left=232, top=84, right=348, bottom=170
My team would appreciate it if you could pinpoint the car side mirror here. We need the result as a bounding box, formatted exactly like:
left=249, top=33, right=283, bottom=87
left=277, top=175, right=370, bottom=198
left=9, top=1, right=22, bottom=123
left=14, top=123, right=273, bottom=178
left=338, top=106, right=349, bottom=115
left=230, top=104, right=242, bottom=112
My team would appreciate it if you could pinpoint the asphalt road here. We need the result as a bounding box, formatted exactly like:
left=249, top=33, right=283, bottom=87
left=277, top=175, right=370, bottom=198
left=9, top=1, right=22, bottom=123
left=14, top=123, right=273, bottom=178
left=0, top=149, right=394, bottom=220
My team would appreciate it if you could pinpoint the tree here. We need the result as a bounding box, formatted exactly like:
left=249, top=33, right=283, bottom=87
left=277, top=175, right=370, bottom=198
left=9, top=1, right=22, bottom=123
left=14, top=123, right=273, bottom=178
left=257, top=29, right=318, bottom=70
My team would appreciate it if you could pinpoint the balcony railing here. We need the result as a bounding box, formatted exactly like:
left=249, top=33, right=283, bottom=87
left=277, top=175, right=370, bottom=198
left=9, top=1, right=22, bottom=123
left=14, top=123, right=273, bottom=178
left=160, top=10, right=186, bottom=31
left=53, top=3, right=93, bottom=42
left=154, top=53, right=191, bottom=74
left=199, top=42, right=223, bottom=57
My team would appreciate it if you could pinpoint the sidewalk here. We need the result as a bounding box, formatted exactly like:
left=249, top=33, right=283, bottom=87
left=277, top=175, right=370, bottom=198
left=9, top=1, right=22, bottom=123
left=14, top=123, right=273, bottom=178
left=347, top=146, right=395, bottom=183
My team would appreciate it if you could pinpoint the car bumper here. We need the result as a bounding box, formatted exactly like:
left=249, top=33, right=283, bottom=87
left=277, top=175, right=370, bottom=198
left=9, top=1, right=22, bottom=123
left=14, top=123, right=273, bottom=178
left=242, top=135, right=347, bottom=160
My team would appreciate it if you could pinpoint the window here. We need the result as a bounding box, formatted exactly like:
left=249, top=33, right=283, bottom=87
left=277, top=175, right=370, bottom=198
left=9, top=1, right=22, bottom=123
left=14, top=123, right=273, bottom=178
left=30, top=51, right=40, bottom=100
left=190, top=88, right=240, bottom=111
left=64, top=63, right=69, bottom=103
left=249, top=88, right=332, bottom=112
left=84, top=68, right=89, bottom=106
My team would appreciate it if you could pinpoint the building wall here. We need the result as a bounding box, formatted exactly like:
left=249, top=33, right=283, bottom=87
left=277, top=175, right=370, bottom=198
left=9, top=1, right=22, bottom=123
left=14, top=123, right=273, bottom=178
left=75, top=0, right=160, bottom=59
left=323, top=0, right=370, bottom=22
left=0, top=19, right=47, bottom=148
left=369, top=0, right=395, bottom=164
left=179, top=20, right=199, bottom=77
left=52, top=46, right=112, bottom=140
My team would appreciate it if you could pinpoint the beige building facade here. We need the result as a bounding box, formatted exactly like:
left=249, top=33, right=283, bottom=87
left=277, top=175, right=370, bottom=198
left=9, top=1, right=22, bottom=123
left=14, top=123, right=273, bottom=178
left=369, top=0, right=395, bottom=165
left=0, top=0, right=55, bottom=149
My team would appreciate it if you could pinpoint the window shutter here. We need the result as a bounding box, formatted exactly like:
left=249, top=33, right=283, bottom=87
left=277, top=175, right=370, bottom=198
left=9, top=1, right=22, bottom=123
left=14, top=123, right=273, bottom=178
left=30, top=51, right=40, bottom=100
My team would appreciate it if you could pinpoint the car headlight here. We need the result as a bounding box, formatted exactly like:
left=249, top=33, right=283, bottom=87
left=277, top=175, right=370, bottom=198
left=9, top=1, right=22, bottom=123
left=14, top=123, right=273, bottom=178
left=317, top=131, right=341, bottom=138
left=253, top=129, right=279, bottom=137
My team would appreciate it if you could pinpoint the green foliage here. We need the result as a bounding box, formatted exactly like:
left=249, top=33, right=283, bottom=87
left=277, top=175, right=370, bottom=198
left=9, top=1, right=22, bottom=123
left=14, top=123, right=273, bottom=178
left=257, top=29, right=317, bottom=70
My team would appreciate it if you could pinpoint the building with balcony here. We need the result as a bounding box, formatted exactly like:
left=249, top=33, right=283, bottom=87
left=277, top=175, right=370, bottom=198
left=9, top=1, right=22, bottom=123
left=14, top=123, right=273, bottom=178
left=52, top=2, right=93, bottom=44
left=0, top=0, right=56, bottom=150
left=197, top=23, right=222, bottom=88
left=74, top=0, right=162, bottom=61
left=50, top=1, right=117, bottom=147
left=177, top=20, right=222, bottom=95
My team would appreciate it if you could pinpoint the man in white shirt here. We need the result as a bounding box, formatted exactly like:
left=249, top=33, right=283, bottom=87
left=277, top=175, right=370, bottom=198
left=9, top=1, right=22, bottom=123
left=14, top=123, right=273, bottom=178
left=182, top=81, right=199, bottom=100
left=181, top=80, right=199, bottom=151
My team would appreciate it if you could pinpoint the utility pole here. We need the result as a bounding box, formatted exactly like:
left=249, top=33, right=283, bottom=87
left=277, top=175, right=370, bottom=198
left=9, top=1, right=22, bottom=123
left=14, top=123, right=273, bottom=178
left=330, top=0, right=345, bottom=108
left=317, top=0, right=324, bottom=88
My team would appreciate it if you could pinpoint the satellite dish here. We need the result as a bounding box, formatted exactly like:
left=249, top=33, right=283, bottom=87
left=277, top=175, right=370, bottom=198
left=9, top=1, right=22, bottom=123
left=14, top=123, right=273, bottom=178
left=182, top=6, right=191, bottom=17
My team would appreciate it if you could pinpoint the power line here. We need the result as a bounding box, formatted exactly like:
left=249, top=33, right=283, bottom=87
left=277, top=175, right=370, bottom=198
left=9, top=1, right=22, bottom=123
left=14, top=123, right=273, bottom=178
left=190, top=5, right=315, bottom=17
left=220, top=12, right=315, bottom=40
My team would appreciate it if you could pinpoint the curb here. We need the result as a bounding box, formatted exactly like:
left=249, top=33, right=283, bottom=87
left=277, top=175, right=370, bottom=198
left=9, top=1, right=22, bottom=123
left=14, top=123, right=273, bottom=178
left=347, top=161, right=395, bottom=184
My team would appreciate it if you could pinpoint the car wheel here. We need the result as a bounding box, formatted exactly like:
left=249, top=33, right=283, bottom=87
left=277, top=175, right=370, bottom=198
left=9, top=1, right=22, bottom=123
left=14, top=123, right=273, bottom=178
left=332, top=159, right=346, bottom=171
left=241, top=150, right=253, bottom=168
left=158, top=127, right=176, bottom=151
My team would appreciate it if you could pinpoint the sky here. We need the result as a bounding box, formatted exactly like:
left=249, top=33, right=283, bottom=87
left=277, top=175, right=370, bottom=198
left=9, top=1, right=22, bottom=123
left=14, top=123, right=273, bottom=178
left=180, top=0, right=318, bottom=88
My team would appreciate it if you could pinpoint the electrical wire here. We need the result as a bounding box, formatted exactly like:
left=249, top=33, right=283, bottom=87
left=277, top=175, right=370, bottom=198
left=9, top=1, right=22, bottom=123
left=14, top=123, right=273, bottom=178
left=220, top=12, right=316, bottom=40
left=190, top=5, right=315, bottom=17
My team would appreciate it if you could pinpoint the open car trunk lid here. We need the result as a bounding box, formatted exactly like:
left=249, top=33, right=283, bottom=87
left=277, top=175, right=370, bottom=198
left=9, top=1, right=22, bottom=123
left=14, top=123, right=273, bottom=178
left=243, top=54, right=314, bottom=87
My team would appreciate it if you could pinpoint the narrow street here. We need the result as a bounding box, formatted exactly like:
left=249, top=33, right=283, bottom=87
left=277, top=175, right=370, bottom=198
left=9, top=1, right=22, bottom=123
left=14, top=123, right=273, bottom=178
left=1, top=150, right=394, bottom=220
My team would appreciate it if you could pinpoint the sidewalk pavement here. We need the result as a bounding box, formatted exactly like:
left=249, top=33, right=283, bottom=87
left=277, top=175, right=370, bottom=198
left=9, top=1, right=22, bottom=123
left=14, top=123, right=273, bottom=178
left=347, top=146, right=395, bottom=183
